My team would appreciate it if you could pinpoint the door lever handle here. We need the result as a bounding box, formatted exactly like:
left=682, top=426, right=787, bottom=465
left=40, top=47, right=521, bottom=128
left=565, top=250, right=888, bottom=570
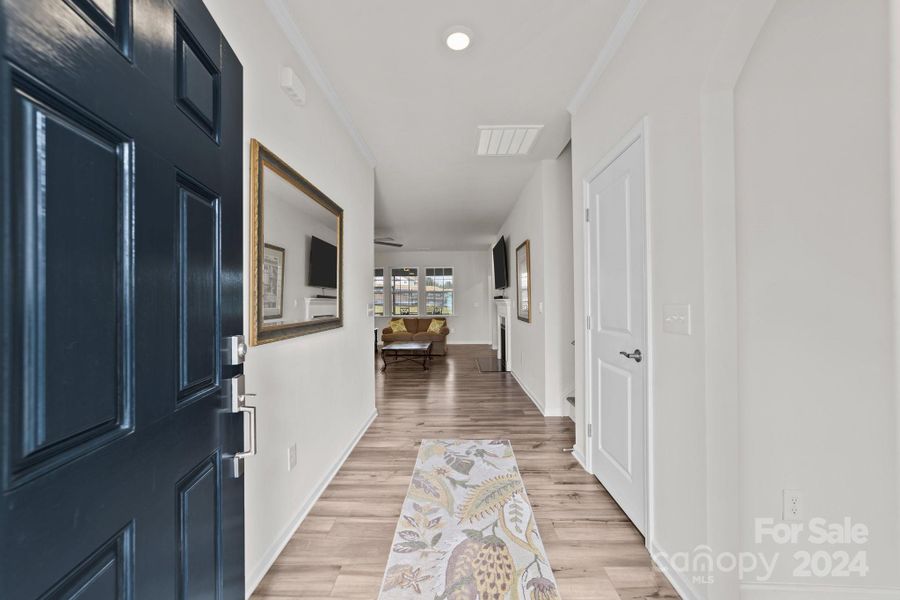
left=619, top=349, right=643, bottom=363
left=233, top=399, right=256, bottom=474
left=228, top=375, right=258, bottom=478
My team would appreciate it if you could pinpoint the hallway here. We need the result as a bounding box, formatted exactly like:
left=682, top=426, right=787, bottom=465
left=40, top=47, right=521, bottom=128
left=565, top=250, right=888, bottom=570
left=251, top=345, right=678, bottom=599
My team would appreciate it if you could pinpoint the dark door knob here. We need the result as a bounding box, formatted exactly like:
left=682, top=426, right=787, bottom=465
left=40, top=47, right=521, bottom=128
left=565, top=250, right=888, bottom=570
left=619, top=349, right=642, bottom=363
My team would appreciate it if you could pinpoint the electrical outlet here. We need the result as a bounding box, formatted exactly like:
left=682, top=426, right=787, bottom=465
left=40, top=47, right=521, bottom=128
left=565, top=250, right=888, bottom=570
left=783, top=489, right=802, bottom=521
left=288, top=443, right=298, bottom=472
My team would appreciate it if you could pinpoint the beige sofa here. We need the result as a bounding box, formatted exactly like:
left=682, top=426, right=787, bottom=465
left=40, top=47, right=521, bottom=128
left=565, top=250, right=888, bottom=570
left=381, top=318, right=450, bottom=355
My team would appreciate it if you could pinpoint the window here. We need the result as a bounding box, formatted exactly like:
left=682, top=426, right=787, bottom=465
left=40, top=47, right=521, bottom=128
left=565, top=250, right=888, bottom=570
left=391, top=267, right=419, bottom=315
left=373, top=268, right=385, bottom=316
left=425, top=267, right=454, bottom=316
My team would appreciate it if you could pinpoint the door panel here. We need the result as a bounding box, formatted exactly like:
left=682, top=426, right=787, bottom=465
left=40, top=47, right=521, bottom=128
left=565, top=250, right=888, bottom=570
left=177, top=453, right=222, bottom=600
left=598, top=360, right=633, bottom=476
left=41, top=524, right=134, bottom=599
left=1, top=1, right=245, bottom=598
left=587, top=135, right=647, bottom=535
left=178, top=175, right=221, bottom=405
left=64, top=0, right=132, bottom=58
left=595, top=174, right=632, bottom=334
left=8, top=67, right=135, bottom=486
left=175, top=15, right=220, bottom=141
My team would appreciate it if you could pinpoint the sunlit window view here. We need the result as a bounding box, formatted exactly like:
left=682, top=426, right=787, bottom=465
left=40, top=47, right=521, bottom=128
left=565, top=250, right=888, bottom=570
left=373, top=268, right=385, bottom=316
left=391, top=267, right=419, bottom=315
left=425, top=267, right=453, bottom=315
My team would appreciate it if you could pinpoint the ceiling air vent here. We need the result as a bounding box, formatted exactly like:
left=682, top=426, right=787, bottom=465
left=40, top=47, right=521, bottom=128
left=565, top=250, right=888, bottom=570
left=476, top=125, right=543, bottom=156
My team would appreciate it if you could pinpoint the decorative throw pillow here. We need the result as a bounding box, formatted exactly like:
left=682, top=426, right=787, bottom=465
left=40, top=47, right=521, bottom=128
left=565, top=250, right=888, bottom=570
left=389, top=319, right=407, bottom=333
left=427, top=319, right=446, bottom=334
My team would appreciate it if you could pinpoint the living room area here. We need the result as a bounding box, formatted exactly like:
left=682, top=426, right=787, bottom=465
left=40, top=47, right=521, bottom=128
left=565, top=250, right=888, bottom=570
left=373, top=250, right=491, bottom=366
left=372, top=143, right=577, bottom=421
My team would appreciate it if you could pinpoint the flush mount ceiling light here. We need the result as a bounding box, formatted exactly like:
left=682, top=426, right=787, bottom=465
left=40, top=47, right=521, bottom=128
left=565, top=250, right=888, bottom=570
left=445, top=26, right=473, bottom=51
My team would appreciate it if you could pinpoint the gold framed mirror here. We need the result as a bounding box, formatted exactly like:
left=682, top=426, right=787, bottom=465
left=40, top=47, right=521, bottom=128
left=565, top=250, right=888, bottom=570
left=250, top=139, right=343, bottom=345
left=516, top=239, right=531, bottom=322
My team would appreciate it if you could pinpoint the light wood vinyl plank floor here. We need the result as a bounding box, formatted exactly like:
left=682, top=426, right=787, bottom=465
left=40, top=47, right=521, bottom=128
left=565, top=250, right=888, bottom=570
left=251, top=344, right=679, bottom=599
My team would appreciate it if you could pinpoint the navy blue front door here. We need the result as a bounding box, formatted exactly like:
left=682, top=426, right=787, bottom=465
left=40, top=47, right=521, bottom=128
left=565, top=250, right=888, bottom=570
left=1, top=0, right=245, bottom=597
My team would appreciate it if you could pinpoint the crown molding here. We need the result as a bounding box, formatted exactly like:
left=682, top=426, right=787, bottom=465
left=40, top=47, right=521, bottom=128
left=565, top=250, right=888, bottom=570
left=263, top=0, right=377, bottom=167
left=566, top=0, right=647, bottom=115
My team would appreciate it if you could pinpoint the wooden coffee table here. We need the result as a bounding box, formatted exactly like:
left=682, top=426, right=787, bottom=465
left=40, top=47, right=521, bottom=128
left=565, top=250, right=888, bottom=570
left=381, top=341, right=433, bottom=372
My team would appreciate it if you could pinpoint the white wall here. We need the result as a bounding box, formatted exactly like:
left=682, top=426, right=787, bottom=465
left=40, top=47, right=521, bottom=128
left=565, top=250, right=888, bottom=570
left=735, top=0, right=898, bottom=593
left=374, top=250, right=492, bottom=344
left=542, top=146, right=575, bottom=415
left=572, top=1, right=899, bottom=598
left=497, top=151, right=574, bottom=416
left=498, top=168, right=546, bottom=410
left=202, top=1, right=376, bottom=596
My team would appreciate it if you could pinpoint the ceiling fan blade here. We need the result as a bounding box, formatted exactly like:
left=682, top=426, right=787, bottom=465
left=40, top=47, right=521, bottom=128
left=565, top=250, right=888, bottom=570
left=374, top=240, right=404, bottom=247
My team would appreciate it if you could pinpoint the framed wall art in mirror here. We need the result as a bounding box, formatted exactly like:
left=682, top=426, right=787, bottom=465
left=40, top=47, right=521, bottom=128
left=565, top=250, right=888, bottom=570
left=516, top=239, right=531, bottom=322
left=262, top=243, right=285, bottom=320
left=250, top=139, right=343, bottom=345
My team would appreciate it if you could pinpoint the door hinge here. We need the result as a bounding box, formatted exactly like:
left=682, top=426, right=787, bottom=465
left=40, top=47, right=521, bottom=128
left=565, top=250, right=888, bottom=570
left=588, top=423, right=593, bottom=438
left=586, top=315, right=591, bottom=330
left=585, top=207, right=590, bottom=222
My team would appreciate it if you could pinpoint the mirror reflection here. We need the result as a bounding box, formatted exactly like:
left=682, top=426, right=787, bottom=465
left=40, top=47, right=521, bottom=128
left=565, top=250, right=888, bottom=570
left=262, top=164, right=339, bottom=325
left=251, top=140, right=343, bottom=344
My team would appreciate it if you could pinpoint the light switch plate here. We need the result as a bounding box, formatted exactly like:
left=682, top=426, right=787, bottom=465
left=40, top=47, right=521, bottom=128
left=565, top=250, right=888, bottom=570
left=663, top=304, right=691, bottom=335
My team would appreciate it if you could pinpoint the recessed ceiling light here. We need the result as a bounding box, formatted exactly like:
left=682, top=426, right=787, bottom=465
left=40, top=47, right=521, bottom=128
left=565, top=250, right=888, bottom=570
left=445, top=27, right=472, bottom=51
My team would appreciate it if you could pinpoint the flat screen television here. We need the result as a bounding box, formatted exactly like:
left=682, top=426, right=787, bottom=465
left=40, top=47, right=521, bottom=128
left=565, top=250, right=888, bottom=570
left=308, top=236, right=337, bottom=289
left=492, top=237, right=509, bottom=289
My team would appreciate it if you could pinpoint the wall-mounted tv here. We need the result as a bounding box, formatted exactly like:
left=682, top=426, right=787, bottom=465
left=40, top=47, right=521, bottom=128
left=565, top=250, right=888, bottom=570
left=308, top=236, right=337, bottom=289
left=492, top=237, right=509, bottom=289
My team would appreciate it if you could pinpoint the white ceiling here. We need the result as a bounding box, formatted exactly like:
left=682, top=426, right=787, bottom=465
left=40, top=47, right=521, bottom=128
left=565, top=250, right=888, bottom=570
left=280, top=0, right=629, bottom=251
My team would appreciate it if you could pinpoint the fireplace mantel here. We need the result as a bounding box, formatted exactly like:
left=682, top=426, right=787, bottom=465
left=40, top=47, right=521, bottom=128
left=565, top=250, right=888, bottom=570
left=494, top=299, right=511, bottom=372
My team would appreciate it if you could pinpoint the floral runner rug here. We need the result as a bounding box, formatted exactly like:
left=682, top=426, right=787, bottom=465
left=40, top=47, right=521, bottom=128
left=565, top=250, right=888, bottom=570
left=379, top=439, right=560, bottom=600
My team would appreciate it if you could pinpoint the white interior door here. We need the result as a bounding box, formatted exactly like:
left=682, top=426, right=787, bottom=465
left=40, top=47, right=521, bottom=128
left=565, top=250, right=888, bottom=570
left=587, top=135, right=647, bottom=535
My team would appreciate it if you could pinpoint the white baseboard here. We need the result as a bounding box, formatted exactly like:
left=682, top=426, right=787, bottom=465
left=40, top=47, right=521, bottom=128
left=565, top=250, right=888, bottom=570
left=649, top=541, right=704, bottom=600
left=510, top=369, right=545, bottom=415
left=245, top=408, right=378, bottom=598
left=741, top=581, right=900, bottom=599
left=647, top=544, right=900, bottom=600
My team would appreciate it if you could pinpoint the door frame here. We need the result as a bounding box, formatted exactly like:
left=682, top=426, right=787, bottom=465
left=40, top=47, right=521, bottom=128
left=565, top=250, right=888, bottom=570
left=581, top=117, right=654, bottom=547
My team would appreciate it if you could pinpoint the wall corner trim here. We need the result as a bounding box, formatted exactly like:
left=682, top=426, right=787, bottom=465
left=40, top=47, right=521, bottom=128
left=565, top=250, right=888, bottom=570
left=571, top=448, right=588, bottom=473
left=245, top=408, right=378, bottom=598
left=566, top=0, right=647, bottom=115
left=649, top=541, right=704, bottom=600
left=510, top=369, right=546, bottom=415
left=262, top=0, right=377, bottom=168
